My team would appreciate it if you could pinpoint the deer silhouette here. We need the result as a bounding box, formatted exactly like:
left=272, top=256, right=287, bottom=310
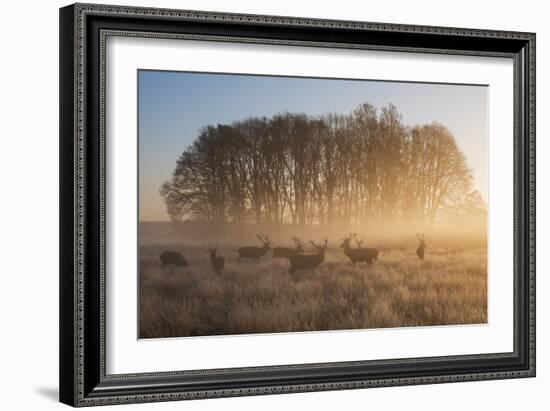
left=238, top=234, right=271, bottom=261
left=289, top=239, right=328, bottom=274
left=273, top=237, right=305, bottom=259
left=340, top=233, right=379, bottom=265
left=209, top=247, right=225, bottom=276
left=159, top=250, right=189, bottom=268
left=416, top=233, right=426, bottom=260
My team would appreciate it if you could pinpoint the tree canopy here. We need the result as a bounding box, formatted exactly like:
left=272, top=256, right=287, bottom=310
left=161, top=103, right=477, bottom=227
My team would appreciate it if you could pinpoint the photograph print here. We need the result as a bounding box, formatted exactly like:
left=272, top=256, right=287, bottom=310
left=138, top=71, right=488, bottom=339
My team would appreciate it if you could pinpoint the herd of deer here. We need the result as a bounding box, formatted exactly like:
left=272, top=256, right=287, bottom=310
left=158, top=233, right=427, bottom=276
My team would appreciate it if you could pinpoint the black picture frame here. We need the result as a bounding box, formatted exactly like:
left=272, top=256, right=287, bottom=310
left=59, top=3, right=536, bottom=407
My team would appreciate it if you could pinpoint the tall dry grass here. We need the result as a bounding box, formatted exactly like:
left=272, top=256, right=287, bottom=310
left=139, top=243, right=487, bottom=338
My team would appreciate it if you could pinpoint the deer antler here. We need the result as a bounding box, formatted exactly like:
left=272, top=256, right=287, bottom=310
left=256, top=234, right=270, bottom=245
left=355, top=237, right=364, bottom=248
left=342, top=233, right=356, bottom=241
left=292, top=237, right=304, bottom=248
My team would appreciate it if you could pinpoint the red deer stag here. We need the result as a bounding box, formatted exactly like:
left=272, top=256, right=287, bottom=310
left=289, top=239, right=328, bottom=274
left=340, top=233, right=379, bottom=265
left=159, top=250, right=189, bottom=268
left=209, top=247, right=225, bottom=276
left=416, top=233, right=426, bottom=260
left=273, top=237, right=305, bottom=259
left=238, top=234, right=271, bottom=261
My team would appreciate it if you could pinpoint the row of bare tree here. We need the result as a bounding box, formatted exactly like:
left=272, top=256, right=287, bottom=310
left=161, top=103, right=479, bottom=227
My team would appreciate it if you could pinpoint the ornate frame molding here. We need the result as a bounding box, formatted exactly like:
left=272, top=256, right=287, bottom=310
left=60, top=3, right=535, bottom=407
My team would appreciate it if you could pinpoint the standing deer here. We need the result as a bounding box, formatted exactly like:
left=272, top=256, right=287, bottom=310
left=238, top=234, right=271, bottom=261
left=209, top=247, right=225, bottom=276
left=273, top=237, right=305, bottom=259
left=340, top=233, right=379, bottom=265
left=416, top=233, right=426, bottom=260
left=289, top=239, right=328, bottom=274
left=159, top=250, right=189, bottom=268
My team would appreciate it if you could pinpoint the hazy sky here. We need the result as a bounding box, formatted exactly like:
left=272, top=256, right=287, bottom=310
left=139, top=70, right=487, bottom=222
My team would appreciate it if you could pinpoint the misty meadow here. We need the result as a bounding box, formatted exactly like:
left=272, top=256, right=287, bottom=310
left=138, top=72, right=487, bottom=338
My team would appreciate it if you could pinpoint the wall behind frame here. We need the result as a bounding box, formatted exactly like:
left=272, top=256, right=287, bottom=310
left=0, top=0, right=545, bottom=410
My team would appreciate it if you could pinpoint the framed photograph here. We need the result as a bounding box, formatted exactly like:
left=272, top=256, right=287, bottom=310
left=59, top=3, right=535, bottom=407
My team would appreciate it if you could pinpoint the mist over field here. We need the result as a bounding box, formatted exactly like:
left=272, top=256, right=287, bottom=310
left=138, top=73, right=488, bottom=339
left=139, top=222, right=487, bottom=338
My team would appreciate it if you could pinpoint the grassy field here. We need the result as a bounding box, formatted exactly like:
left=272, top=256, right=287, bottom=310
left=139, top=243, right=487, bottom=338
